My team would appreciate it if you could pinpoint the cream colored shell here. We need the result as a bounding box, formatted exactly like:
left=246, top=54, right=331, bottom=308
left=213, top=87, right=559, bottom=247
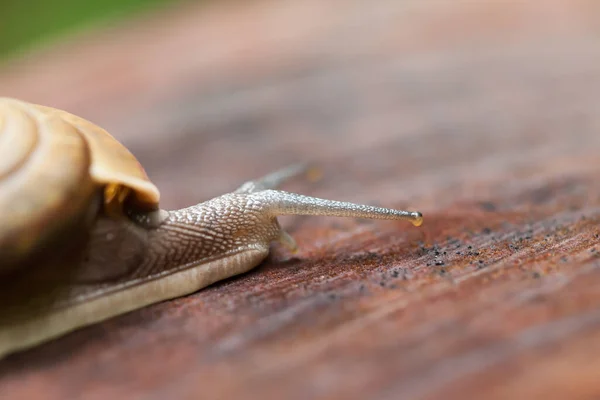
left=0, top=97, right=160, bottom=271
left=32, top=102, right=160, bottom=205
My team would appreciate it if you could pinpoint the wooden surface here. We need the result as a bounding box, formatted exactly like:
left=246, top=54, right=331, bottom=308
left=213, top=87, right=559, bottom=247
left=2, top=0, right=600, bottom=399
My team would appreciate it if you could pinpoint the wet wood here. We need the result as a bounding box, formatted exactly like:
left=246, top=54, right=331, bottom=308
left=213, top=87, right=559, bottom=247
left=1, top=0, right=600, bottom=399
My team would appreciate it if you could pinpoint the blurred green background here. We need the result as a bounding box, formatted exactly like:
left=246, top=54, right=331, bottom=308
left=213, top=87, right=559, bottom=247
left=0, top=0, right=176, bottom=60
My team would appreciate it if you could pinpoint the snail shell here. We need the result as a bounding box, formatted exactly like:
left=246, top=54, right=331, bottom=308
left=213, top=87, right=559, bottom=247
left=0, top=97, right=159, bottom=274
left=0, top=98, right=166, bottom=356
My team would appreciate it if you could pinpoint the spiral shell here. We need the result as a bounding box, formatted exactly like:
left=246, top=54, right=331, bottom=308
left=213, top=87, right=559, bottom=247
left=0, top=97, right=160, bottom=273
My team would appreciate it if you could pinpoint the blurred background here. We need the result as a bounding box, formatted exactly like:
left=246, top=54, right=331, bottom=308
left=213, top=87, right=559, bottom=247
left=0, top=0, right=176, bottom=58
left=2, top=1, right=600, bottom=399
left=4, top=0, right=600, bottom=214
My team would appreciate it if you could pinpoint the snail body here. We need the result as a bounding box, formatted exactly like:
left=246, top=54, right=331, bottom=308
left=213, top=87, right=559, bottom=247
left=0, top=97, right=423, bottom=357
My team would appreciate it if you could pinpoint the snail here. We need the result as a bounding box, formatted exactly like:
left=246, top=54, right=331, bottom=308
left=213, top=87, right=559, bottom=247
left=0, top=97, right=423, bottom=358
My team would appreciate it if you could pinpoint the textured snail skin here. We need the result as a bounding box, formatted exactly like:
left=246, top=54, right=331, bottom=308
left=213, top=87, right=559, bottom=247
left=0, top=100, right=424, bottom=358
left=0, top=166, right=423, bottom=357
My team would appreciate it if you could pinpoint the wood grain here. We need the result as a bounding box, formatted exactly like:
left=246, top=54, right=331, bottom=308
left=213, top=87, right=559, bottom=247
left=1, top=0, right=600, bottom=399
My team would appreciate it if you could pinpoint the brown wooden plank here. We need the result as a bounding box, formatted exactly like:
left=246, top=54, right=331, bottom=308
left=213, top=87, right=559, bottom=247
left=1, top=0, right=600, bottom=399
